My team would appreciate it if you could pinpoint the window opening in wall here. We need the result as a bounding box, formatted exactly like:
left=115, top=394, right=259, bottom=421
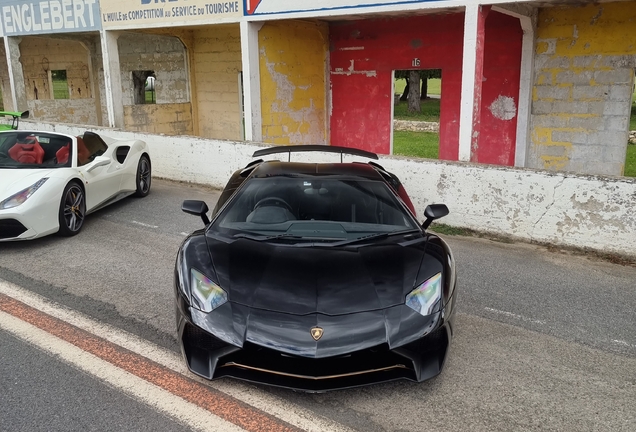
left=626, top=70, right=636, bottom=177
left=391, top=69, right=441, bottom=159
left=132, top=70, right=156, bottom=104
left=51, top=70, right=69, bottom=99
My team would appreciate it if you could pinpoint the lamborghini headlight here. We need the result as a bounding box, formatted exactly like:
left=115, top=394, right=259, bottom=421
left=0, top=178, right=48, bottom=210
left=406, top=273, right=442, bottom=316
left=190, top=268, right=227, bottom=313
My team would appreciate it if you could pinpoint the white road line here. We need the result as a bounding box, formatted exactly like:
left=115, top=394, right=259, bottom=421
left=611, top=339, right=636, bottom=349
left=180, top=232, right=189, bottom=236
left=131, top=220, right=159, bottom=228
left=484, top=307, right=546, bottom=325
left=0, top=280, right=355, bottom=432
left=0, top=310, right=244, bottom=432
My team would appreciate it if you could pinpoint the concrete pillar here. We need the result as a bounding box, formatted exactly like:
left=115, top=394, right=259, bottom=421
left=240, top=21, right=263, bottom=142
left=458, top=4, right=490, bottom=162
left=514, top=12, right=537, bottom=168
left=100, top=30, right=124, bottom=128
left=4, top=36, right=27, bottom=112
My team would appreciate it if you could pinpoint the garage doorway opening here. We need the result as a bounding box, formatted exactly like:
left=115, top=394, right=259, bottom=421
left=391, top=69, right=441, bottom=159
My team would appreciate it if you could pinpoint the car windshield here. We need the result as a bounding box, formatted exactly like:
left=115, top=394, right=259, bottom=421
left=0, top=132, right=73, bottom=169
left=211, top=177, right=420, bottom=244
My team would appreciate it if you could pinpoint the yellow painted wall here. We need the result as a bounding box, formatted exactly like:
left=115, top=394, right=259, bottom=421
left=530, top=1, right=636, bottom=176
left=191, top=25, right=243, bottom=141
left=259, top=20, right=328, bottom=145
left=124, top=103, right=193, bottom=136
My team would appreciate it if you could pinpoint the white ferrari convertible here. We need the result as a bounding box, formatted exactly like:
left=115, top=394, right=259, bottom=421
left=0, top=130, right=151, bottom=241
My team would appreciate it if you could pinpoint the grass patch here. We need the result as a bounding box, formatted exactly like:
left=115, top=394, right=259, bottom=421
left=393, top=99, right=441, bottom=121
left=625, top=143, right=636, bottom=177
left=631, top=100, right=636, bottom=131
left=393, top=130, right=439, bottom=158
left=52, top=80, right=69, bottom=99
left=428, top=223, right=472, bottom=236
left=394, top=77, right=441, bottom=96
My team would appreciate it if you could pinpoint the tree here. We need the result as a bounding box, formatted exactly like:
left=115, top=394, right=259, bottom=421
left=407, top=70, right=421, bottom=113
left=396, top=69, right=442, bottom=101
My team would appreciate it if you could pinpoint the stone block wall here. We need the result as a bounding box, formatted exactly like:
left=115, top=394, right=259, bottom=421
left=529, top=2, right=636, bottom=176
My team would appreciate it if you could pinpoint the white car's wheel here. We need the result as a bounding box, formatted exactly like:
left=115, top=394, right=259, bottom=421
left=134, top=155, right=151, bottom=197
left=58, top=181, right=85, bottom=236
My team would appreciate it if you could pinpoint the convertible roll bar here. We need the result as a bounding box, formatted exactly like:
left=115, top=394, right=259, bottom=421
left=252, top=145, right=379, bottom=162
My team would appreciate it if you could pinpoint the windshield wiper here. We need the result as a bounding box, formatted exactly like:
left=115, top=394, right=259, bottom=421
left=329, top=228, right=422, bottom=247
left=233, top=233, right=307, bottom=242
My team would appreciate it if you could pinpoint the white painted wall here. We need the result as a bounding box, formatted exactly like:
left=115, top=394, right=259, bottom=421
left=20, top=121, right=636, bottom=258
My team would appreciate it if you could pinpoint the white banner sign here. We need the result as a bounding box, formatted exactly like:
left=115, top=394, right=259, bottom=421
left=101, top=0, right=242, bottom=28
left=0, top=0, right=101, bottom=35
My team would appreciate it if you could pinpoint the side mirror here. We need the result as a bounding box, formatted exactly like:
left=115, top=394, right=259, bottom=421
left=85, top=156, right=111, bottom=172
left=422, top=203, right=449, bottom=230
left=182, top=200, right=210, bottom=225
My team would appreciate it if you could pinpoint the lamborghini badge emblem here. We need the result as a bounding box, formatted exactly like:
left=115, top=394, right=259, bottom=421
left=310, top=327, right=324, bottom=341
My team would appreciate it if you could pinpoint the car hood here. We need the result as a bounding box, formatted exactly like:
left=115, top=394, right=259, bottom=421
left=0, top=168, right=54, bottom=199
left=206, top=234, right=433, bottom=315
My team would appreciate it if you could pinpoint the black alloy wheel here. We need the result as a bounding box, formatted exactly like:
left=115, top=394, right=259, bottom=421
left=134, top=155, right=151, bottom=197
left=58, top=182, right=85, bottom=236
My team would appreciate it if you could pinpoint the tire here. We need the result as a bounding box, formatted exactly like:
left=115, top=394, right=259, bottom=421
left=58, top=181, right=85, bottom=237
left=134, top=154, right=151, bottom=197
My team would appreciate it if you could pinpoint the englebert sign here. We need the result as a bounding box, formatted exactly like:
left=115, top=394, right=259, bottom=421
left=100, top=0, right=242, bottom=28
left=0, top=0, right=101, bottom=36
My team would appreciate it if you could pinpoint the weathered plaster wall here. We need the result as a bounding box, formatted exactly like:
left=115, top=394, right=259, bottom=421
left=22, top=120, right=636, bottom=258
left=0, top=43, right=13, bottom=111
left=19, top=36, right=100, bottom=125
left=118, top=32, right=191, bottom=135
left=191, top=25, right=243, bottom=141
left=530, top=2, right=636, bottom=176
left=124, top=103, right=193, bottom=136
left=329, top=12, right=522, bottom=162
left=259, top=20, right=328, bottom=145
left=118, top=33, right=189, bottom=106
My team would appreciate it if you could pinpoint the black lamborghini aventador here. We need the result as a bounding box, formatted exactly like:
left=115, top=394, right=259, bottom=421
left=175, top=145, right=457, bottom=391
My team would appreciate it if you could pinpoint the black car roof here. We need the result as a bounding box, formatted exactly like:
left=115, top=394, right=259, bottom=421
left=249, top=161, right=387, bottom=181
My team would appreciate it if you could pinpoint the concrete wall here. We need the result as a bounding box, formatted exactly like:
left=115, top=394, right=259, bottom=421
left=21, top=120, right=636, bottom=258
left=123, top=103, right=193, bottom=135
left=530, top=2, right=636, bottom=176
left=190, top=25, right=243, bottom=141
left=0, top=43, right=13, bottom=111
left=259, top=20, right=328, bottom=146
left=118, top=33, right=189, bottom=106
left=118, top=32, right=192, bottom=135
left=19, top=36, right=100, bottom=125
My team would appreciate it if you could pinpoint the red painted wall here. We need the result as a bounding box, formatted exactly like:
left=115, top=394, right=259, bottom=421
left=329, top=12, right=522, bottom=165
left=477, top=12, right=523, bottom=165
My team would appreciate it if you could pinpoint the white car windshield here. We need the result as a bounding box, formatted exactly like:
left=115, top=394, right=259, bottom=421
left=0, top=132, right=73, bottom=169
left=211, top=177, right=420, bottom=243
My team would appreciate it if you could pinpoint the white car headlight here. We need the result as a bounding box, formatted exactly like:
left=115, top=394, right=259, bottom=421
left=405, top=272, right=442, bottom=316
left=190, top=268, right=228, bottom=313
left=0, top=178, right=48, bottom=210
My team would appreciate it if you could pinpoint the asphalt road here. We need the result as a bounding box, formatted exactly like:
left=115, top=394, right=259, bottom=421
left=0, top=179, right=634, bottom=431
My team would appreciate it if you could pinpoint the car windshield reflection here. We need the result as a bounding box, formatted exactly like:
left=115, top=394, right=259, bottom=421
left=211, top=177, right=419, bottom=244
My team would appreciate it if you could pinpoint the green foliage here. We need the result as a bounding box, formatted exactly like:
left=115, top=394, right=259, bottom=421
left=395, top=70, right=441, bottom=80
left=393, top=99, right=440, bottom=121
left=625, top=143, right=636, bottom=177
left=631, top=99, right=636, bottom=131
left=145, top=90, right=156, bottom=103
left=428, top=223, right=472, bottom=236
left=393, top=131, right=439, bottom=159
